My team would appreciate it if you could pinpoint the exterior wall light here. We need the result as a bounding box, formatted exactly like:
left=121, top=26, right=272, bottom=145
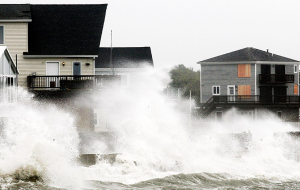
left=85, top=63, right=90, bottom=66
left=62, top=62, right=65, bottom=66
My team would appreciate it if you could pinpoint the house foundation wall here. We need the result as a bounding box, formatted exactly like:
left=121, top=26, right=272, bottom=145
left=208, top=107, right=299, bottom=123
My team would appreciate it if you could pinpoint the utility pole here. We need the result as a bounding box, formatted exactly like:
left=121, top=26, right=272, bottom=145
left=110, top=30, right=115, bottom=75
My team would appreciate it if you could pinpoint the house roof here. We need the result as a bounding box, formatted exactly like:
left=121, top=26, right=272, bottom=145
left=23, top=4, right=107, bottom=56
left=95, top=47, right=154, bottom=68
left=199, top=47, right=299, bottom=63
left=0, top=4, right=31, bottom=20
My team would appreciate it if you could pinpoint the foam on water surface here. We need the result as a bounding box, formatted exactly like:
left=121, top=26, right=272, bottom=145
left=1, top=69, right=300, bottom=189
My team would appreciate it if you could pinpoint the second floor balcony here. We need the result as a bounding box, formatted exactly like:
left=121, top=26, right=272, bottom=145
left=27, top=75, right=121, bottom=90
left=259, top=74, right=294, bottom=84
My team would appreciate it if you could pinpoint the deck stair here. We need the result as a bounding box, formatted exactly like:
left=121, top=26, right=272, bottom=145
left=200, top=96, right=215, bottom=117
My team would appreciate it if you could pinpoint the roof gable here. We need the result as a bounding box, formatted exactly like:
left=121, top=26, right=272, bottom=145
left=199, top=47, right=299, bottom=63
left=24, top=4, right=107, bottom=56
left=0, top=4, right=31, bottom=20
left=95, top=47, right=154, bottom=68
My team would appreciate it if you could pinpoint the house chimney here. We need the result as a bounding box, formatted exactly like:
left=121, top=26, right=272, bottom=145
left=267, top=49, right=269, bottom=53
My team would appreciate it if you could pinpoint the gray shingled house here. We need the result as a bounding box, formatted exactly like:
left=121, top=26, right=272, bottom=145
left=198, top=47, right=300, bottom=122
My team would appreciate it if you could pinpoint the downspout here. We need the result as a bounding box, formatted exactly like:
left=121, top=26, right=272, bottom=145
left=200, top=63, right=202, bottom=103
left=298, top=63, right=300, bottom=124
left=16, top=54, right=18, bottom=87
left=253, top=62, right=257, bottom=120
left=297, top=64, right=299, bottom=96
left=110, top=30, right=115, bottom=75
left=254, top=63, right=256, bottom=95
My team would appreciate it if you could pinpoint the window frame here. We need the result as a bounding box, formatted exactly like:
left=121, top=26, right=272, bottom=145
left=212, top=85, right=220, bottom=95
left=0, top=26, right=4, bottom=44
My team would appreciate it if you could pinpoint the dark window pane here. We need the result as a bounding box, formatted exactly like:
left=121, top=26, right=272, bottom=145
left=0, top=26, right=3, bottom=44
left=216, top=112, right=222, bottom=121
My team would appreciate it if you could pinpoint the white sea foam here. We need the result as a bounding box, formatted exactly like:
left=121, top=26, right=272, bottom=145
left=0, top=88, right=83, bottom=188
left=81, top=68, right=300, bottom=184
left=1, top=69, right=300, bottom=188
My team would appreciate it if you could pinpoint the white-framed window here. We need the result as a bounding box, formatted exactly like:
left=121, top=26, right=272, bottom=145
left=294, top=64, right=297, bottom=73
left=212, top=86, right=220, bottom=95
left=0, top=26, right=3, bottom=44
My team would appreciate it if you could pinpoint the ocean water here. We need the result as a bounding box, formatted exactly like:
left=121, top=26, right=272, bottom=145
left=1, top=71, right=300, bottom=189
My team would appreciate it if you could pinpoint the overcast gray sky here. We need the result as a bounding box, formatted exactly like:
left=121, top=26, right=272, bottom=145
left=7, top=0, right=300, bottom=70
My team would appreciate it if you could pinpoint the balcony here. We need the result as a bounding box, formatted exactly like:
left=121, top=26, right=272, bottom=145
left=201, top=95, right=300, bottom=117
left=259, top=74, right=294, bottom=84
left=211, top=95, right=300, bottom=104
left=27, top=75, right=121, bottom=90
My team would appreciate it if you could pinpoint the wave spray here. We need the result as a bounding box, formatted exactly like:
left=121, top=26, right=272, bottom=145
left=1, top=69, right=300, bottom=189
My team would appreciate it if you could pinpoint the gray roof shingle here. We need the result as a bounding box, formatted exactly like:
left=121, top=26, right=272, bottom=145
left=199, top=47, right=299, bottom=63
left=23, top=4, right=107, bottom=56
left=0, top=4, right=31, bottom=20
left=95, top=47, right=154, bottom=68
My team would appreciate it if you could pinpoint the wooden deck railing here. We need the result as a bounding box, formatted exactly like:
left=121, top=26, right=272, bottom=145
left=27, top=75, right=121, bottom=90
left=201, top=95, right=300, bottom=117
left=211, top=95, right=300, bottom=104
left=259, top=74, right=294, bottom=84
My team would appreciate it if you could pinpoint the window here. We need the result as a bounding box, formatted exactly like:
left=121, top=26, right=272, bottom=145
left=277, top=111, right=282, bottom=119
left=238, top=64, right=251, bottom=77
left=0, top=26, right=3, bottom=44
left=216, top=111, right=223, bottom=121
left=294, top=85, right=298, bottom=95
left=212, top=86, right=220, bottom=95
left=238, top=85, right=251, bottom=98
left=238, top=85, right=251, bottom=95
left=294, top=64, right=298, bottom=73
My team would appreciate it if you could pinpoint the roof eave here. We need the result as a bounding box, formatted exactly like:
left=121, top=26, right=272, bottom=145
left=23, top=54, right=98, bottom=58
left=0, top=19, right=32, bottom=23
left=199, top=61, right=300, bottom=65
